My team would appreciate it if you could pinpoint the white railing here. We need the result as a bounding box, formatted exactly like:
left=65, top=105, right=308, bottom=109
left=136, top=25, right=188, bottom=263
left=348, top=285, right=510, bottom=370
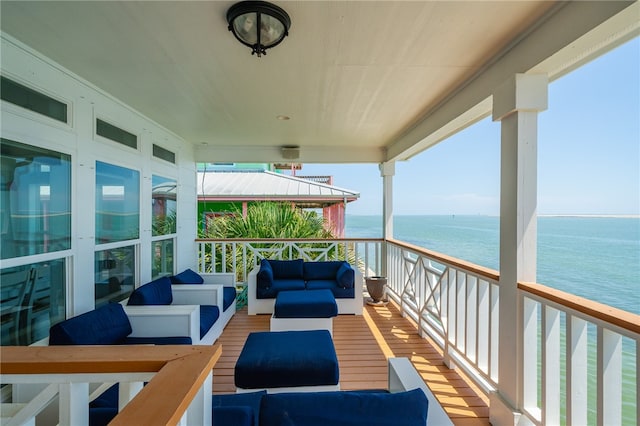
left=519, top=282, right=639, bottom=426
left=385, top=238, right=501, bottom=393
left=1, top=345, right=220, bottom=426
left=196, top=238, right=639, bottom=424
left=196, top=238, right=384, bottom=283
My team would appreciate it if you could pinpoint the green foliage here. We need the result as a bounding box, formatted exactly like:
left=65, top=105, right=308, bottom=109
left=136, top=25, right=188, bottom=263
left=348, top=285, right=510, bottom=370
left=202, top=202, right=333, bottom=239
left=200, top=202, right=342, bottom=276
left=152, top=211, right=176, bottom=236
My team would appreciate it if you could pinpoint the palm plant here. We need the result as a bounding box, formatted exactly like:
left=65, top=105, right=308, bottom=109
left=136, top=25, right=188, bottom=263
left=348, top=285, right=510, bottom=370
left=205, top=202, right=331, bottom=239
left=201, top=202, right=339, bottom=276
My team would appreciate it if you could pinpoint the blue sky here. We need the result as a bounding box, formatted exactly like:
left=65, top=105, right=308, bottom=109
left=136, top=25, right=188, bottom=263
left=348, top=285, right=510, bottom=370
left=300, top=37, right=640, bottom=216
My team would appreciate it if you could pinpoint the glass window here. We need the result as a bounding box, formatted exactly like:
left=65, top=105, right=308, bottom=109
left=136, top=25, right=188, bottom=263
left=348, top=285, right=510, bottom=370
left=152, top=144, right=175, bottom=164
left=95, top=161, right=140, bottom=244
left=1, top=139, right=71, bottom=259
left=95, top=245, right=135, bottom=307
left=96, top=119, right=137, bottom=149
left=1, top=259, right=66, bottom=346
left=1, top=76, right=68, bottom=123
left=152, top=238, right=174, bottom=279
left=152, top=175, right=177, bottom=236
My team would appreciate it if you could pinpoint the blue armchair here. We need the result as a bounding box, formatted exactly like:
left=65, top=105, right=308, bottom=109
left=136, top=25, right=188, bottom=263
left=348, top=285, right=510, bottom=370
left=48, top=302, right=192, bottom=426
left=125, top=271, right=236, bottom=345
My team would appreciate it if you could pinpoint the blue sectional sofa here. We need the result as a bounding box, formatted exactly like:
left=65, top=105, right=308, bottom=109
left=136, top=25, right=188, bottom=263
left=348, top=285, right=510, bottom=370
left=125, top=270, right=236, bottom=344
left=248, top=259, right=363, bottom=315
left=212, top=357, right=453, bottom=426
left=213, top=389, right=428, bottom=426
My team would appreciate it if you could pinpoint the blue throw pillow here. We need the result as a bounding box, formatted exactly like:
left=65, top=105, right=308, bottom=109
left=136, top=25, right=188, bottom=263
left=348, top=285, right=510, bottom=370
left=49, top=303, right=132, bottom=345
left=257, top=259, right=274, bottom=289
left=127, top=276, right=173, bottom=305
left=170, top=268, right=204, bottom=284
left=336, top=262, right=355, bottom=289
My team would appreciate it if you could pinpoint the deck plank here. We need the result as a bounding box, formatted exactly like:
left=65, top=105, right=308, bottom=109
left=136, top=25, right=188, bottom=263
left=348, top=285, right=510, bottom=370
left=213, top=302, right=490, bottom=425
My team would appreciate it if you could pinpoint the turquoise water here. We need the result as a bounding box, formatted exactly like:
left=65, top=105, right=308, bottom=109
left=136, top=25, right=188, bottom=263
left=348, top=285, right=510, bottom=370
left=346, top=215, right=640, bottom=314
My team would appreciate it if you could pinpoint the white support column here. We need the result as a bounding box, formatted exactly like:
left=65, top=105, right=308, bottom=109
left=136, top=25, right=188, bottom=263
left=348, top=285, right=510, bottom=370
left=379, top=161, right=395, bottom=277
left=74, top=96, right=98, bottom=315
left=490, top=73, right=548, bottom=426
left=379, top=161, right=395, bottom=240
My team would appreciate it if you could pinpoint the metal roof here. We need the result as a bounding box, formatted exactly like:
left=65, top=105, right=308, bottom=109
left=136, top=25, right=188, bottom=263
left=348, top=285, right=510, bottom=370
left=197, top=171, right=359, bottom=204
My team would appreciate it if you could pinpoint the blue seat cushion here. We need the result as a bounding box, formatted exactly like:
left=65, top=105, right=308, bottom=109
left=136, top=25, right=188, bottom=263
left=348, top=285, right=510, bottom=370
left=306, top=280, right=355, bottom=299
left=199, top=305, right=219, bottom=338
left=213, top=406, right=253, bottom=426
left=49, top=303, right=132, bottom=345
left=223, top=286, right=236, bottom=311
left=127, top=276, right=173, bottom=305
left=257, top=278, right=306, bottom=299
left=259, top=389, right=429, bottom=426
left=274, top=289, right=337, bottom=318
left=170, top=268, right=204, bottom=284
left=89, top=383, right=119, bottom=409
left=88, top=383, right=119, bottom=426
left=235, top=330, right=339, bottom=389
left=89, top=407, right=118, bottom=426
left=212, top=390, right=266, bottom=426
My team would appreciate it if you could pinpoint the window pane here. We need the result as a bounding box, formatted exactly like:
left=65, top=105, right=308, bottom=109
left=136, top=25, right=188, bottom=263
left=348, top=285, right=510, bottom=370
left=1, top=259, right=66, bottom=346
left=96, top=119, right=137, bottom=149
left=95, top=246, right=135, bottom=308
left=95, top=162, right=139, bottom=244
left=1, top=139, right=71, bottom=259
left=152, top=175, right=177, bottom=236
left=152, top=238, right=174, bottom=279
left=152, top=144, right=175, bottom=164
left=1, top=76, right=68, bottom=123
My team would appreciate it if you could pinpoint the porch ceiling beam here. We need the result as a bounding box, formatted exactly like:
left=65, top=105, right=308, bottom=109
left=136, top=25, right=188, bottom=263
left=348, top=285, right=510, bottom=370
left=194, top=144, right=385, bottom=164
left=386, top=1, right=637, bottom=163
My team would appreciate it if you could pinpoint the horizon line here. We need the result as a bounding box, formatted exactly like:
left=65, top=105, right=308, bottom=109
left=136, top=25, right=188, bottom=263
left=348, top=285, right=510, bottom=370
left=345, top=213, right=640, bottom=218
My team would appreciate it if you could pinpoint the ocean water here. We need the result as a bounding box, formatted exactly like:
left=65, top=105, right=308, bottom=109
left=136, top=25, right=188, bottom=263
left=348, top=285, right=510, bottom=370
left=347, top=215, right=639, bottom=423
left=346, top=215, right=640, bottom=314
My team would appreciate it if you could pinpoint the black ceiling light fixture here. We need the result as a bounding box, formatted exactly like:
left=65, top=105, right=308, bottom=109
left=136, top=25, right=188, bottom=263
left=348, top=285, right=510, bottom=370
left=226, top=1, right=291, bottom=57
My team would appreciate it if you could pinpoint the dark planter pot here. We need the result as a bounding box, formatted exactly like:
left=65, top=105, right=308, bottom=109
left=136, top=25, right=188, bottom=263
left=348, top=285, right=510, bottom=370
left=365, top=276, right=387, bottom=302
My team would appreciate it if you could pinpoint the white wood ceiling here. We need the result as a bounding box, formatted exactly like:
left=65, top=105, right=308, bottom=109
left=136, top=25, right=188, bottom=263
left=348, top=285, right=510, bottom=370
left=1, top=1, right=636, bottom=163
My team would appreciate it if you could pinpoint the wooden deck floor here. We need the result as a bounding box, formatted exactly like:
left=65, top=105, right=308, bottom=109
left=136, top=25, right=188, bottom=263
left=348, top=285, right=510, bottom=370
left=213, top=302, right=490, bottom=426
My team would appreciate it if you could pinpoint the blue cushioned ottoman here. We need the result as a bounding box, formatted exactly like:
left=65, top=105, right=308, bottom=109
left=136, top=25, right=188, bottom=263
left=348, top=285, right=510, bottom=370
left=271, top=289, right=337, bottom=335
left=274, top=289, right=337, bottom=318
left=235, top=330, right=339, bottom=391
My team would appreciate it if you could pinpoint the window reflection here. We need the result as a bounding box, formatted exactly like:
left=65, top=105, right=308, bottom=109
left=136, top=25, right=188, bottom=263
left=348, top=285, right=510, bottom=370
left=152, top=238, right=174, bottom=279
left=95, top=246, right=135, bottom=307
left=0, top=259, right=66, bottom=345
left=95, top=161, right=140, bottom=243
left=152, top=175, right=176, bottom=236
left=1, top=139, right=71, bottom=259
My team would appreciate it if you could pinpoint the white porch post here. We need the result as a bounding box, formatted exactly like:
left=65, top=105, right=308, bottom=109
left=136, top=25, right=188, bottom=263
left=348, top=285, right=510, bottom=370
left=490, top=73, right=548, bottom=425
left=379, top=161, right=395, bottom=277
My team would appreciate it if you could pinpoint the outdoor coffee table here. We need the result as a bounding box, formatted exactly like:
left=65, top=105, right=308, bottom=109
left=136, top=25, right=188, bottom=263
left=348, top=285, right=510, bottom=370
left=270, top=289, right=338, bottom=335
left=234, top=330, right=340, bottom=393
